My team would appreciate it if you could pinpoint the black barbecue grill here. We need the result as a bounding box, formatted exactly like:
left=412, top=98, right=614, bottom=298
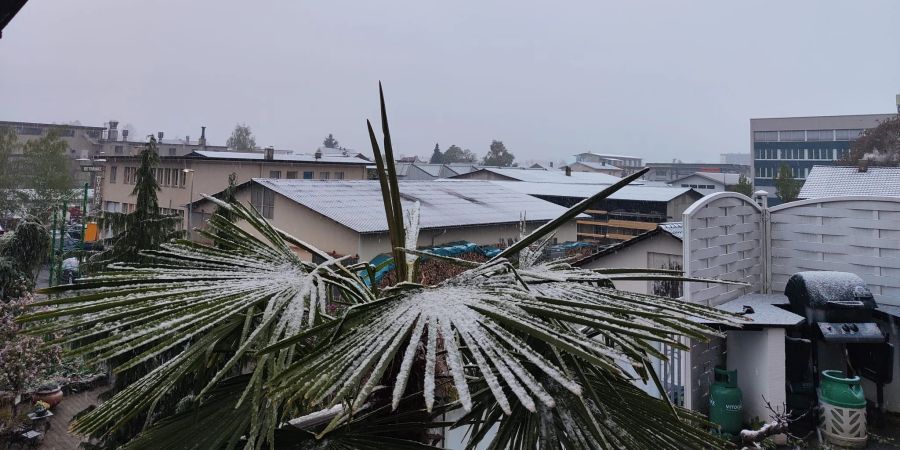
left=785, top=271, right=885, bottom=344
left=784, top=271, right=894, bottom=413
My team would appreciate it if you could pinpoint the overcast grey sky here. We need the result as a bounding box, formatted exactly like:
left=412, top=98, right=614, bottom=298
left=2, top=1, right=899, bottom=164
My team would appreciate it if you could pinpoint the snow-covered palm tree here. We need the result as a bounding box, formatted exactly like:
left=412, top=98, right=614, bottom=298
left=21, top=88, right=744, bottom=449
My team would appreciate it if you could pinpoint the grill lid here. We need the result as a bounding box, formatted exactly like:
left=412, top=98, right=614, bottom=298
left=785, top=271, right=875, bottom=312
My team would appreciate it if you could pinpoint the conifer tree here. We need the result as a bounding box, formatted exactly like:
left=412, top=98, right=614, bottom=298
left=87, top=137, right=182, bottom=271
left=428, top=143, right=443, bottom=164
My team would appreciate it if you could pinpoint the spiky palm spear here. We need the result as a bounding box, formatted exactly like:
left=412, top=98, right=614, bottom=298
left=20, top=87, right=746, bottom=449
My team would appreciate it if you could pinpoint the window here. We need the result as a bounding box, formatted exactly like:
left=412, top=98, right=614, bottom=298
left=250, top=184, right=275, bottom=219
left=779, top=130, right=805, bottom=141
left=303, top=171, right=313, bottom=179
left=269, top=170, right=281, bottom=179
left=105, top=201, right=121, bottom=213
left=115, top=145, right=124, bottom=155
left=286, top=171, right=298, bottom=179
left=334, top=171, right=344, bottom=180
left=807, top=130, right=834, bottom=141
left=319, top=172, right=330, bottom=180
left=110, top=166, right=117, bottom=183
left=55, top=127, right=75, bottom=137
left=755, top=148, right=778, bottom=160
left=16, top=126, right=43, bottom=135
left=180, top=170, right=186, bottom=187
left=753, top=131, right=778, bottom=142
left=809, top=148, right=832, bottom=160
left=168, top=147, right=176, bottom=156
left=835, top=129, right=864, bottom=141
left=163, top=168, right=171, bottom=186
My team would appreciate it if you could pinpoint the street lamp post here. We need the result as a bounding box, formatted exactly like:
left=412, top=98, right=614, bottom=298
left=183, top=169, right=195, bottom=240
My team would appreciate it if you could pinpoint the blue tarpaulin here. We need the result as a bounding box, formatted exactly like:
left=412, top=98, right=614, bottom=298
left=358, top=241, right=502, bottom=286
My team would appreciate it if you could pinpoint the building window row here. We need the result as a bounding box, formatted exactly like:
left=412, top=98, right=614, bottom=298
left=117, top=166, right=187, bottom=187
left=754, top=148, right=848, bottom=160
left=681, top=184, right=716, bottom=189
left=269, top=170, right=343, bottom=180
left=755, top=166, right=809, bottom=179
left=753, top=129, right=864, bottom=142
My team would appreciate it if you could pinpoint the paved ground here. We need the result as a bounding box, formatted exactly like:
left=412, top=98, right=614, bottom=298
left=37, top=389, right=103, bottom=450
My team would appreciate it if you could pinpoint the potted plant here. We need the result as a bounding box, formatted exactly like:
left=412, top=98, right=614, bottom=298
left=32, top=382, right=62, bottom=408
left=33, top=400, right=49, bottom=417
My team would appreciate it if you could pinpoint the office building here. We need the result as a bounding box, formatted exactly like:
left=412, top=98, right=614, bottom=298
left=750, top=113, right=895, bottom=196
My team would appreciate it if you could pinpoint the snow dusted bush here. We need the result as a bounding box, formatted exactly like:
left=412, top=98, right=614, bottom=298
left=0, top=282, right=62, bottom=395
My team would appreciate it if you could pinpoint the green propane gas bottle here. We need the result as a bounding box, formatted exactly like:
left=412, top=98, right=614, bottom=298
left=709, top=368, right=743, bottom=436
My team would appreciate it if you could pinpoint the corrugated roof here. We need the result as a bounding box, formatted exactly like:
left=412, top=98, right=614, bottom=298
left=570, top=161, right=623, bottom=171
left=255, top=179, right=583, bottom=233
left=799, top=165, right=900, bottom=199
left=574, top=151, right=641, bottom=160
left=462, top=167, right=623, bottom=184
left=674, top=172, right=741, bottom=185
left=484, top=180, right=697, bottom=202
left=658, top=222, right=684, bottom=240
left=415, top=164, right=445, bottom=177
left=190, top=150, right=369, bottom=165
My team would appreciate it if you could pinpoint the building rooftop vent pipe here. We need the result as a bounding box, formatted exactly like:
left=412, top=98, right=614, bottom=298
left=264, top=146, right=275, bottom=160
left=199, top=126, right=207, bottom=148
left=565, top=166, right=571, bottom=176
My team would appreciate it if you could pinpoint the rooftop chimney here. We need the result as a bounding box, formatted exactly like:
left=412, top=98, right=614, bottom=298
left=121, top=129, right=129, bottom=141
left=199, top=126, right=207, bottom=148
left=896, top=94, right=900, bottom=114
left=186, top=135, right=190, bottom=145
left=549, top=161, right=553, bottom=168
left=264, top=146, right=275, bottom=160
left=158, top=131, right=164, bottom=142
left=314, top=149, right=322, bottom=160
left=859, top=160, right=869, bottom=173
left=108, top=120, right=119, bottom=141
left=565, top=166, right=571, bottom=176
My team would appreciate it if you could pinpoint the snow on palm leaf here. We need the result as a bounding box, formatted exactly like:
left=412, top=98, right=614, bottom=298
left=19, top=199, right=372, bottom=438
left=16, top=87, right=748, bottom=449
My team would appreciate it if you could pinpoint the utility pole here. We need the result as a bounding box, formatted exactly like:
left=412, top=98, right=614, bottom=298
left=49, top=209, right=57, bottom=287
left=80, top=182, right=88, bottom=262
left=56, top=200, right=67, bottom=286
left=183, top=169, right=195, bottom=240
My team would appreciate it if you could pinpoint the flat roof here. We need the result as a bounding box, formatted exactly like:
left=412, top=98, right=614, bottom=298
left=484, top=180, right=698, bottom=202
left=457, top=167, right=623, bottom=184
left=0, top=120, right=105, bottom=130
left=254, top=179, right=586, bottom=234
left=711, top=294, right=804, bottom=328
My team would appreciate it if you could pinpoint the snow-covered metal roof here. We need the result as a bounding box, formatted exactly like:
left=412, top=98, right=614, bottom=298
left=569, top=161, right=624, bottom=171
left=254, top=179, right=584, bottom=234
left=484, top=181, right=698, bottom=202
left=415, top=164, right=445, bottom=177
left=658, top=222, right=683, bottom=240
left=462, top=167, right=623, bottom=184
left=673, top=172, right=741, bottom=185
left=799, top=165, right=900, bottom=199
left=189, top=150, right=369, bottom=165
left=710, top=294, right=804, bottom=327
left=573, top=151, right=641, bottom=160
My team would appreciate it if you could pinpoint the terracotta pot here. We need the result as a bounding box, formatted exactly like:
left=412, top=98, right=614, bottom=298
left=33, top=388, right=63, bottom=408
